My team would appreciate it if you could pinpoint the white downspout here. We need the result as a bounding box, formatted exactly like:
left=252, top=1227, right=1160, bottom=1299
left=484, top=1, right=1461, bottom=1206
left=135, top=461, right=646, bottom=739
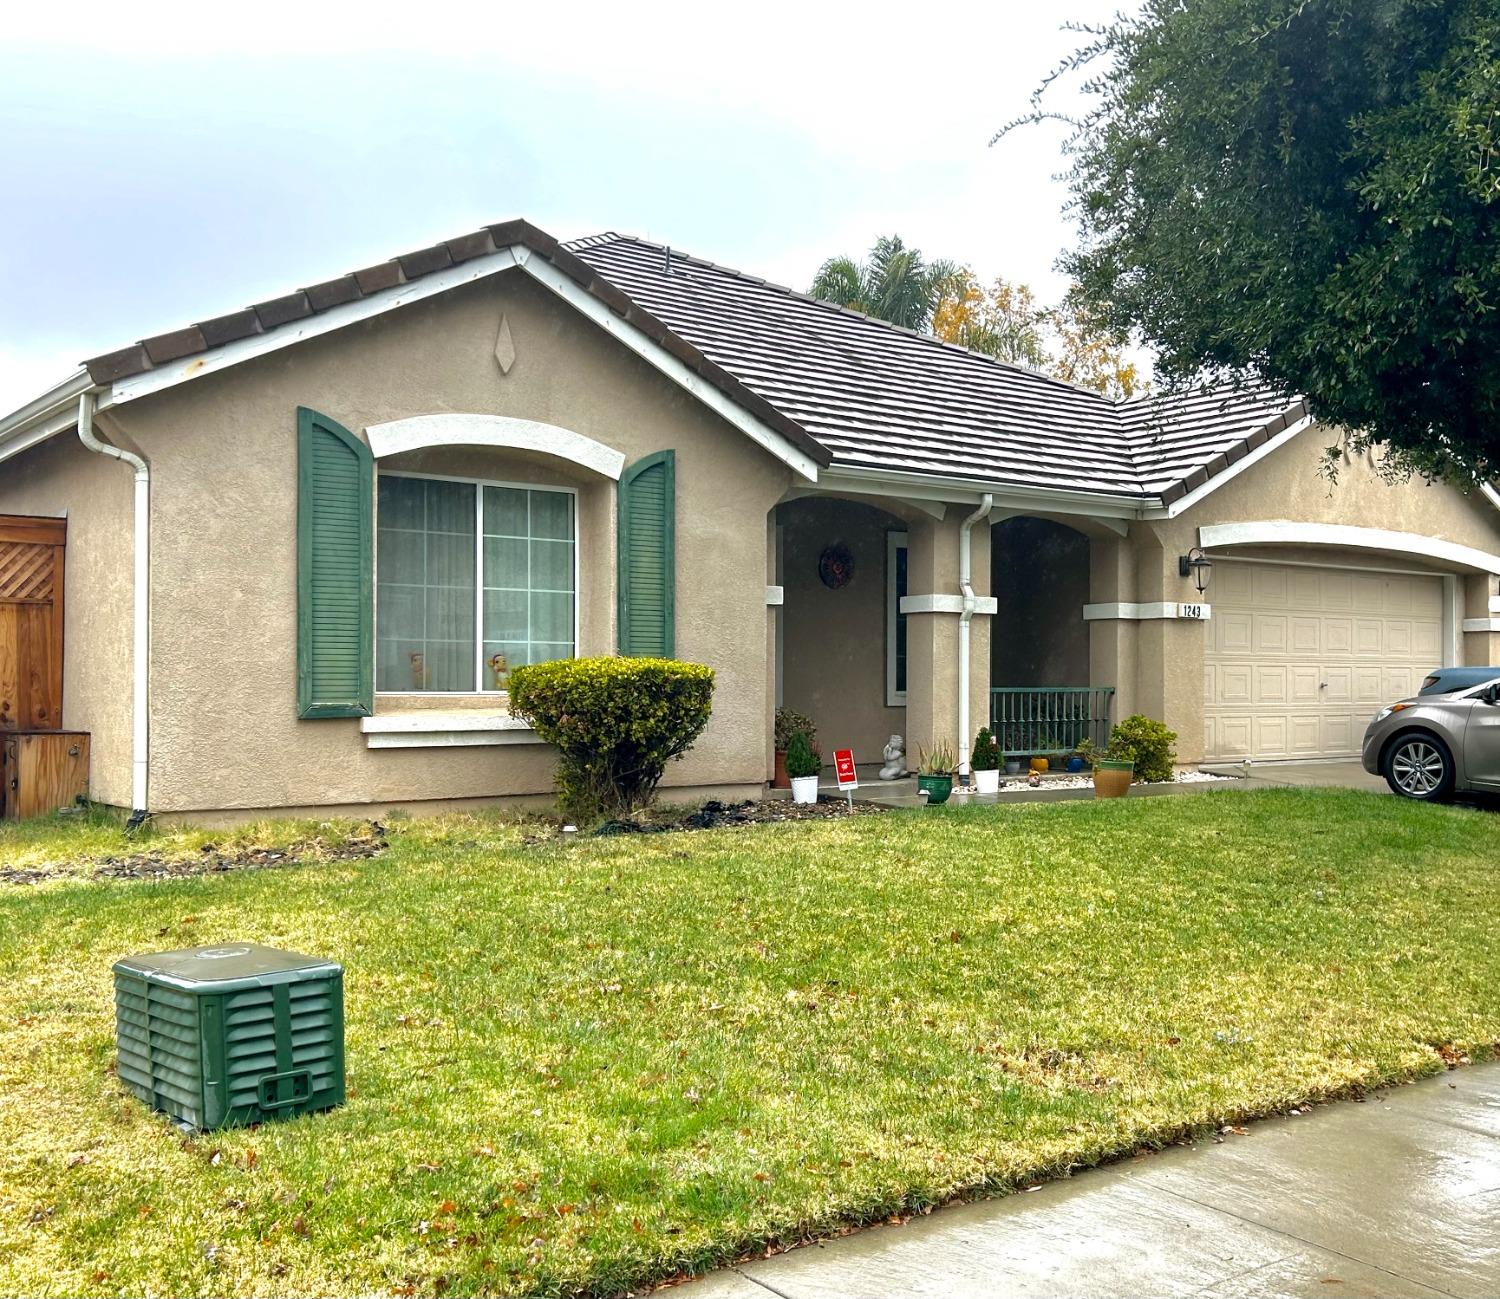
left=957, top=492, right=994, bottom=780
left=77, top=392, right=150, bottom=819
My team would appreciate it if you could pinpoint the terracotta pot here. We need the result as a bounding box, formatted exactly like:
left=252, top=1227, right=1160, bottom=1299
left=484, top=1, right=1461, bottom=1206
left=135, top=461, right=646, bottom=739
left=772, top=748, right=790, bottom=789
left=1093, top=760, right=1134, bottom=799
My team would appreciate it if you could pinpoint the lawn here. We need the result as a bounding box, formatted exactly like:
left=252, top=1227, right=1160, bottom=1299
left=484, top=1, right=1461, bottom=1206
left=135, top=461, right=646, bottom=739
left=1, top=788, right=1498, bottom=1297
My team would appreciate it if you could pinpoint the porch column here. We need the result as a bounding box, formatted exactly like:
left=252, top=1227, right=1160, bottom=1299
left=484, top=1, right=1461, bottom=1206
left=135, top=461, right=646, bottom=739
left=902, top=513, right=993, bottom=763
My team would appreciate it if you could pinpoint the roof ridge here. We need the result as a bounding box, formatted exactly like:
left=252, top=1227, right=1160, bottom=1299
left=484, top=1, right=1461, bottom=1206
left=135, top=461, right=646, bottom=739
left=584, top=233, right=1126, bottom=413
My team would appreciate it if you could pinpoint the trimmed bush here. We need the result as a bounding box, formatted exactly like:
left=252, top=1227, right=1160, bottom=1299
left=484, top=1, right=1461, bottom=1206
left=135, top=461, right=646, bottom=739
left=784, top=731, right=821, bottom=779
left=1107, top=714, right=1178, bottom=783
left=508, top=657, right=715, bottom=820
left=971, top=727, right=1000, bottom=771
left=774, top=708, right=817, bottom=751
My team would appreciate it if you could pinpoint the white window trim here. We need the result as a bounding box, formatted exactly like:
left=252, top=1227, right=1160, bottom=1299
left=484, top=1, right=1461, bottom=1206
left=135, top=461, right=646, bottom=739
left=366, top=413, right=625, bottom=481
left=887, top=530, right=908, bottom=707
left=360, top=711, right=545, bottom=748
left=375, top=468, right=579, bottom=696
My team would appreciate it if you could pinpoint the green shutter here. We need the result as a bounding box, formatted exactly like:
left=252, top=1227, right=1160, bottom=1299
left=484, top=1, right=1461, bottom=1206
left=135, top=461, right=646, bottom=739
left=296, top=407, right=373, bottom=718
left=617, top=450, right=676, bottom=657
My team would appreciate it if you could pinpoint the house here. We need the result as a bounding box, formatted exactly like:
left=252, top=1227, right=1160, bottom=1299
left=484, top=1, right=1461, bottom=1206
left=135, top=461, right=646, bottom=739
left=1, top=219, right=1498, bottom=821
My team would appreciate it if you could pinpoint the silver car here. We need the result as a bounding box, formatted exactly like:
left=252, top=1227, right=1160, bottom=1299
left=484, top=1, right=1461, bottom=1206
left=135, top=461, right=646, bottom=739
left=1362, top=675, right=1500, bottom=800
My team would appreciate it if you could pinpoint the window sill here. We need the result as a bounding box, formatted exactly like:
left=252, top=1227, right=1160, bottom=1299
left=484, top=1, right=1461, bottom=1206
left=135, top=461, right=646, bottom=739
left=359, top=710, right=544, bottom=749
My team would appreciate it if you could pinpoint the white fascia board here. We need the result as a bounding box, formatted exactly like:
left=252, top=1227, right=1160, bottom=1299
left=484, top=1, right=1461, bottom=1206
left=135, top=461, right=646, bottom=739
left=1198, top=521, right=1500, bottom=575
left=106, top=248, right=523, bottom=408
left=1144, top=415, right=1315, bottom=521
left=1482, top=484, right=1500, bottom=515
left=62, top=243, right=818, bottom=485
left=824, top=466, right=1150, bottom=519
left=901, top=593, right=999, bottom=615
left=366, top=413, right=625, bottom=480
left=516, top=259, right=821, bottom=482
left=0, top=370, right=94, bottom=467
left=1083, top=601, right=1213, bottom=621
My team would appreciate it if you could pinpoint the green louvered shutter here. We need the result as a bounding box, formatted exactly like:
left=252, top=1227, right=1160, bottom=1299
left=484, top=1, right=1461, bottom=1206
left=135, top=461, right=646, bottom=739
left=617, top=450, right=676, bottom=657
left=296, top=407, right=373, bottom=718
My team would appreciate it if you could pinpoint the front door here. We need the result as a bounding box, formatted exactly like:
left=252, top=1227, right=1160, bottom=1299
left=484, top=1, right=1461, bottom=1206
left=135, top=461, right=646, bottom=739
left=0, top=515, right=65, bottom=732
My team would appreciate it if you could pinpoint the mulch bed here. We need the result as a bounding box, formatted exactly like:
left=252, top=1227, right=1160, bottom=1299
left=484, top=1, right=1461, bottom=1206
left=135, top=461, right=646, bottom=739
left=592, top=796, right=888, bottom=837
left=0, top=826, right=387, bottom=886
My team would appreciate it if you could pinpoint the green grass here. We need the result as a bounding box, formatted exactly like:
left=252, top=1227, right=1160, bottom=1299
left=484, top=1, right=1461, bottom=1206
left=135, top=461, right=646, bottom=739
left=1, top=788, right=1497, bottom=1297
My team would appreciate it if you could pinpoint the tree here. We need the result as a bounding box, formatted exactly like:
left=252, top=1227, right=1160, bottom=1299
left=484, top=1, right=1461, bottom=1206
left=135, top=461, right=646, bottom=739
left=1012, top=0, right=1500, bottom=481
left=809, top=235, right=958, bottom=332
left=931, top=271, right=1143, bottom=398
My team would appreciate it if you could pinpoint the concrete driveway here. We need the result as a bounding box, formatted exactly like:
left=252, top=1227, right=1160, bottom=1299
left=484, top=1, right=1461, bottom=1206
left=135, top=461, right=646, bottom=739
left=667, top=1064, right=1500, bottom=1298
left=1207, top=760, right=1390, bottom=795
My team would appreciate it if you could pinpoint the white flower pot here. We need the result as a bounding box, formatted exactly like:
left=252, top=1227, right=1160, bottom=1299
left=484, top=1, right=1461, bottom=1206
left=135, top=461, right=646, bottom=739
left=973, top=767, right=1001, bottom=794
left=790, top=775, right=820, bottom=805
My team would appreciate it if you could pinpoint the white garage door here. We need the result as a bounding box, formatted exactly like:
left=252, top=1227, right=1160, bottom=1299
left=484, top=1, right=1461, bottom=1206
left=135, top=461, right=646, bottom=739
left=1204, top=560, right=1444, bottom=761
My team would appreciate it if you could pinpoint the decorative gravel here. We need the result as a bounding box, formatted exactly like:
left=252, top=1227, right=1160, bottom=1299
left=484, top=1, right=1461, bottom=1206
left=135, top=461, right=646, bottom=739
left=986, top=769, right=1241, bottom=794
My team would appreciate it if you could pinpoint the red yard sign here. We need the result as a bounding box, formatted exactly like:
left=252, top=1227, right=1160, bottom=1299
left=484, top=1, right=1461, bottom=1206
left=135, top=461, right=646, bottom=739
left=833, top=749, right=858, bottom=789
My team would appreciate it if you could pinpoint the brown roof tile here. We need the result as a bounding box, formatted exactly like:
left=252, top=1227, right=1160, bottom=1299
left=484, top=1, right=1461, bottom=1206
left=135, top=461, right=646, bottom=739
left=73, top=219, right=1302, bottom=503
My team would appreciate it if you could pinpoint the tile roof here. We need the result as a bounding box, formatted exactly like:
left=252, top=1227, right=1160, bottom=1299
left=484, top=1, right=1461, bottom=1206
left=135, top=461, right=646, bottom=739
left=79, top=220, right=1304, bottom=507
left=567, top=234, right=1304, bottom=504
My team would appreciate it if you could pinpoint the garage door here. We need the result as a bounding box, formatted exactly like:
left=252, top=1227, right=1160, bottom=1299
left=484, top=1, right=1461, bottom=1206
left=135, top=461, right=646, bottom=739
left=1204, top=560, right=1444, bottom=761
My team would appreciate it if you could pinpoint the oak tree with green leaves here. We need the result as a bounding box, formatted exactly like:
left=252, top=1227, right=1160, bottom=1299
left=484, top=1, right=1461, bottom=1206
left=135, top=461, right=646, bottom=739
left=1017, top=0, right=1500, bottom=482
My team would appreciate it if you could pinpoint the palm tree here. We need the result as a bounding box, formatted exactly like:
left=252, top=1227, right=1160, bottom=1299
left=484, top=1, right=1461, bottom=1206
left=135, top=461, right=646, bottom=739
left=809, top=235, right=958, bottom=333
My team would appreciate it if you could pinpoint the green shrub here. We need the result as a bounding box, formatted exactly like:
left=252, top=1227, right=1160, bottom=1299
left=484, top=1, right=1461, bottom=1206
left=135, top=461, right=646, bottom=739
left=1107, top=714, right=1178, bottom=783
left=971, top=727, right=1000, bottom=771
left=775, top=707, right=817, bottom=751
left=784, top=730, right=822, bottom=779
left=508, top=657, right=715, bottom=820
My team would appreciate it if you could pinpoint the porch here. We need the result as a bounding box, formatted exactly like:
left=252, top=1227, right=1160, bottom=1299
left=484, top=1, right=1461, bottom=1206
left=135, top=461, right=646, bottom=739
left=771, top=497, right=1121, bottom=776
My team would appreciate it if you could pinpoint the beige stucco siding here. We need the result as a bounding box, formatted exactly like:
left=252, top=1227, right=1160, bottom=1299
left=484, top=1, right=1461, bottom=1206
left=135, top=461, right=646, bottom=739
left=101, top=269, right=791, bottom=813
left=1111, top=425, right=1500, bottom=761
left=0, top=432, right=135, bottom=805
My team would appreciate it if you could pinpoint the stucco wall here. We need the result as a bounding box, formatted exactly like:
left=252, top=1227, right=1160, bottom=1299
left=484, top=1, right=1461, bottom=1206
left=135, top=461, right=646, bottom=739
left=102, top=269, right=792, bottom=813
left=777, top=497, right=906, bottom=764
left=1105, top=425, right=1500, bottom=762
left=0, top=432, right=135, bottom=805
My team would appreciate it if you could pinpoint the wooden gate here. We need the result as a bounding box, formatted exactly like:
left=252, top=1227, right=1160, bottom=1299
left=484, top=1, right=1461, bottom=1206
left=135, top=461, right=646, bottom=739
left=0, top=516, right=65, bottom=732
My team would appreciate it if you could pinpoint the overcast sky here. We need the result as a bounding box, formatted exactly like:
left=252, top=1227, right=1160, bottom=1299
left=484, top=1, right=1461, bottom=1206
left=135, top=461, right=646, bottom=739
left=0, top=0, right=1129, bottom=413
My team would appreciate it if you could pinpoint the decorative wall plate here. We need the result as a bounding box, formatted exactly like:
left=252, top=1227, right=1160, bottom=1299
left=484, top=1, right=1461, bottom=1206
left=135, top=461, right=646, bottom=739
left=818, top=544, right=855, bottom=590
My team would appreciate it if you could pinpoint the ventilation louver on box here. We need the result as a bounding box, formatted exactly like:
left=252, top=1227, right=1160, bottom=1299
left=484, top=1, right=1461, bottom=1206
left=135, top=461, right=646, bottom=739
left=113, top=943, right=344, bottom=1130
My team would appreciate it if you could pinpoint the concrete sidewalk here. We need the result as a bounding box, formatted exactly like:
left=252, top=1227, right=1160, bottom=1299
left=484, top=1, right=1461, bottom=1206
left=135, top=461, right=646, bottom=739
left=668, top=1064, right=1500, bottom=1298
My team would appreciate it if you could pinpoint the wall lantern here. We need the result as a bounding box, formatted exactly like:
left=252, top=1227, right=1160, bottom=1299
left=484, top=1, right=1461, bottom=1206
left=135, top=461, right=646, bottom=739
left=1178, top=546, right=1214, bottom=595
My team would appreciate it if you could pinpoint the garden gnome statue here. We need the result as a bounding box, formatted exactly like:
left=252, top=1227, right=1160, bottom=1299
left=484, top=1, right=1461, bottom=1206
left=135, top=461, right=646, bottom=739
left=879, top=735, right=907, bottom=780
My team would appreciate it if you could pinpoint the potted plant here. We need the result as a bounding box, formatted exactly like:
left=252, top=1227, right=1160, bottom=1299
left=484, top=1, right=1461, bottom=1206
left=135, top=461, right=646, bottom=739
left=785, top=730, right=822, bottom=805
left=1077, top=738, right=1133, bottom=799
left=916, top=739, right=957, bottom=805
left=971, top=727, right=1001, bottom=794
left=773, top=708, right=816, bottom=789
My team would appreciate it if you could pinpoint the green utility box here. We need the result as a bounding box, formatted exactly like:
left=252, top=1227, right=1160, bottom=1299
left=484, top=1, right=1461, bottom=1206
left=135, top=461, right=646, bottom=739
left=113, top=943, right=344, bottom=1131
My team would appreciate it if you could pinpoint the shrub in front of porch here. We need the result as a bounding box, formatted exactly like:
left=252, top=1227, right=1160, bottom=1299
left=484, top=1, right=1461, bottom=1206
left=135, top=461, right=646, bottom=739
left=508, top=657, right=715, bottom=820
left=1108, top=714, right=1178, bottom=783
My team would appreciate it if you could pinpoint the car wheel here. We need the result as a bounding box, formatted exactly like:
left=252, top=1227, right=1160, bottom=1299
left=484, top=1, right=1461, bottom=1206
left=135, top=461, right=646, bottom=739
left=1383, top=733, right=1455, bottom=801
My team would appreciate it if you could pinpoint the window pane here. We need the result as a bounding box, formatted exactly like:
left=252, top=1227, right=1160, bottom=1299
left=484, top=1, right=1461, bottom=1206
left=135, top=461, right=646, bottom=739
left=375, top=476, right=477, bottom=692
left=530, top=491, right=573, bottom=540
left=894, top=544, right=908, bottom=696
left=484, top=485, right=529, bottom=537
left=483, top=590, right=529, bottom=642
left=483, top=536, right=529, bottom=587
left=479, top=487, right=575, bottom=676
left=530, top=539, right=574, bottom=592
left=530, top=590, right=573, bottom=644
